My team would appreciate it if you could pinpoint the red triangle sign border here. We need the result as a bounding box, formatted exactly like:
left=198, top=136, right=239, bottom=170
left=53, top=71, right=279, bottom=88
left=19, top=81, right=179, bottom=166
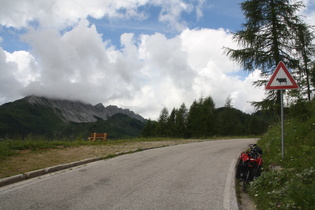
left=265, top=61, right=299, bottom=90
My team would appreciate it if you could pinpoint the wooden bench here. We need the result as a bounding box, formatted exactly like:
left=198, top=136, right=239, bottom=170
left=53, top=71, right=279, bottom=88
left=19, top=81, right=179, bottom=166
left=88, top=133, right=108, bottom=141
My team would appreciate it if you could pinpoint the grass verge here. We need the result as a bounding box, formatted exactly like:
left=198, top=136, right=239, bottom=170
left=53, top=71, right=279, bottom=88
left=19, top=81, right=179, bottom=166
left=0, top=138, right=202, bottom=179
left=248, top=101, right=315, bottom=209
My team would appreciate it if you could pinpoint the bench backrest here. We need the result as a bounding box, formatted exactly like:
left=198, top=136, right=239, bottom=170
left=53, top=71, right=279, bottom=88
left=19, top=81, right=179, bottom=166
left=89, top=133, right=108, bottom=141
left=91, top=133, right=107, bottom=138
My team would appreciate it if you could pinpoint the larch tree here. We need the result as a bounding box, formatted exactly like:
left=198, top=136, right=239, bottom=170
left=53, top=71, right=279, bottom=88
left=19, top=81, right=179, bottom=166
left=157, top=107, right=169, bottom=137
left=293, top=23, right=315, bottom=101
left=225, top=0, right=314, bottom=112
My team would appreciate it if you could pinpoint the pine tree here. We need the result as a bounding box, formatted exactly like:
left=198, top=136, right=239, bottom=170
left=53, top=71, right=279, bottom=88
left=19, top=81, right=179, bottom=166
left=167, top=108, right=177, bottom=137
left=225, top=0, right=313, bottom=111
left=202, top=96, right=216, bottom=136
left=293, top=23, right=315, bottom=101
left=141, top=119, right=158, bottom=137
left=157, top=107, right=169, bottom=137
left=187, top=96, right=216, bottom=137
left=175, top=103, right=188, bottom=138
left=187, top=100, right=202, bottom=137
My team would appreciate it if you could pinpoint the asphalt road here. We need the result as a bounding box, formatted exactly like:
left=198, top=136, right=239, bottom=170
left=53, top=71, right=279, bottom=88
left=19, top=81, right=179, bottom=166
left=0, top=138, right=256, bottom=210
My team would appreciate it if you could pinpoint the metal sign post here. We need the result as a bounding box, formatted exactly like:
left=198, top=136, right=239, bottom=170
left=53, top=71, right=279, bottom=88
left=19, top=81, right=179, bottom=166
left=280, top=90, right=284, bottom=158
left=266, top=61, right=299, bottom=159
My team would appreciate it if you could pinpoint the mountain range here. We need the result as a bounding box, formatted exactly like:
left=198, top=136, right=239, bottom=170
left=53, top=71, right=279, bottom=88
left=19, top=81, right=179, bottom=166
left=25, top=96, right=145, bottom=123
left=0, top=96, right=146, bottom=140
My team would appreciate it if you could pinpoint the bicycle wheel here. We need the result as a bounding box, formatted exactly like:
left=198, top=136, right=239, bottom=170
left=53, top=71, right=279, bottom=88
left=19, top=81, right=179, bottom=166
left=242, top=168, right=250, bottom=190
left=250, top=165, right=261, bottom=181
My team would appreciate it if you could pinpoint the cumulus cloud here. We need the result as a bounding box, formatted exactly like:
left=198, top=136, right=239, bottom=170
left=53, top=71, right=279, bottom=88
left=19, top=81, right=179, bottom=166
left=0, top=0, right=200, bottom=30
left=302, top=0, right=315, bottom=25
left=0, top=48, right=24, bottom=102
left=0, top=0, right=272, bottom=119
left=1, top=20, right=265, bottom=119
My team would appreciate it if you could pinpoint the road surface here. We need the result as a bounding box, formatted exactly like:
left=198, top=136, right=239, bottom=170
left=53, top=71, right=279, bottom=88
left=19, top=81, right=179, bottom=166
left=0, top=138, right=256, bottom=210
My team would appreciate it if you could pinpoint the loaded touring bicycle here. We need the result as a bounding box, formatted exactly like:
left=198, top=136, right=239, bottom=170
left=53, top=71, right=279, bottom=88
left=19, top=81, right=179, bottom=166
left=236, top=144, right=263, bottom=190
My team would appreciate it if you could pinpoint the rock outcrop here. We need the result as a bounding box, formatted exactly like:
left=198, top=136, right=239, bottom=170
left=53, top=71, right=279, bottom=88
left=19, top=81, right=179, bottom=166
left=25, top=95, right=145, bottom=123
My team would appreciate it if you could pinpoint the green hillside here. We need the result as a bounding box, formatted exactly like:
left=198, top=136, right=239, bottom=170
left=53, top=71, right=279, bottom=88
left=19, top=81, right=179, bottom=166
left=0, top=98, right=145, bottom=140
left=249, top=101, right=315, bottom=209
left=0, top=99, right=65, bottom=138
left=83, top=113, right=146, bottom=139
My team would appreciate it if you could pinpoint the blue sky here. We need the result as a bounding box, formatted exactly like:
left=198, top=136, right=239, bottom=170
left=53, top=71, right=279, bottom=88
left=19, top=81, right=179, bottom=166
left=86, top=0, right=244, bottom=42
left=0, top=0, right=313, bottom=119
left=0, top=0, right=244, bottom=53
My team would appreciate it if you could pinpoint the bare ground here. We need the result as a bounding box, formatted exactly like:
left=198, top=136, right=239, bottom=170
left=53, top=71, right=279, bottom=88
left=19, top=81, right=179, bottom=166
left=239, top=191, right=257, bottom=210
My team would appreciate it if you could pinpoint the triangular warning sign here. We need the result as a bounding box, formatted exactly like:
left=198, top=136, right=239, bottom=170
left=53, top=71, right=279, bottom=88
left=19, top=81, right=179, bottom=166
left=266, top=61, right=299, bottom=90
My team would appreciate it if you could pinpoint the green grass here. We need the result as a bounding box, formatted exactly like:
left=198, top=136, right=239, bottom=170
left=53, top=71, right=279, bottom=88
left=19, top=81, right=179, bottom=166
left=0, top=135, right=260, bottom=160
left=0, top=139, right=81, bottom=159
left=0, top=137, right=184, bottom=160
left=249, top=101, right=315, bottom=209
left=0, top=135, right=256, bottom=161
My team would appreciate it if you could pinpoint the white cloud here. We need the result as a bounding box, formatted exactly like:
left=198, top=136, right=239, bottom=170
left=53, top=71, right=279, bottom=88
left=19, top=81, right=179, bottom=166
left=0, top=0, right=269, bottom=119
left=0, top=48, right=24, bottom=103
left=0, top=18, right=266, bottom=119
left=180, top=28, right=239, bottom=73
left=5, top=50, right=39, bottom=86
left=0, top=0, right=199, bottom=31
left=195, top=0, right=207, bottom=20
left=232, top=70, right=265, bottom=113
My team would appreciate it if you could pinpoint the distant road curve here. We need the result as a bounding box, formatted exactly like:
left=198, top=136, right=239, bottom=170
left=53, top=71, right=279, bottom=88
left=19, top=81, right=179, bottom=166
left=0, top=138, right=257, bottom=210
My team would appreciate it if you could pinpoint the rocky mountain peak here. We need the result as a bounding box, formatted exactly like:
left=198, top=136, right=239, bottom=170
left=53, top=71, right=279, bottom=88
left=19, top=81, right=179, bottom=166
left=24, top=95, right=145, bottom=123
left=94, top=103, right=105, bottom=110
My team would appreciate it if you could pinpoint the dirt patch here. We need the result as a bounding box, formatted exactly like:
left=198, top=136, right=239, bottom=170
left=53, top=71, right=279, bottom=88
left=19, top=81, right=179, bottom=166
left=239, top=191, right=257, bottom=210
left=236, top=180, right=257, bottom=210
